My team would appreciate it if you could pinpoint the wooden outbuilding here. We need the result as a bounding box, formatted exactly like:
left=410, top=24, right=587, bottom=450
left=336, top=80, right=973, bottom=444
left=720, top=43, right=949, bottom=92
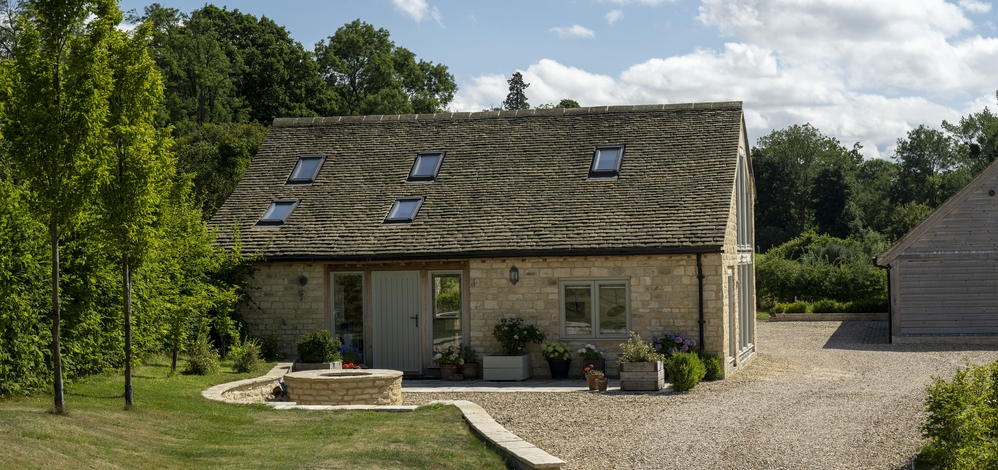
left=875, top=158, right=998, bottom=343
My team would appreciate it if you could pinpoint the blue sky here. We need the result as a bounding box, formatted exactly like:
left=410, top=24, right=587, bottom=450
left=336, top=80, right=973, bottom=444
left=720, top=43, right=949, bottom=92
left=118, top=0, right=998, bottom=159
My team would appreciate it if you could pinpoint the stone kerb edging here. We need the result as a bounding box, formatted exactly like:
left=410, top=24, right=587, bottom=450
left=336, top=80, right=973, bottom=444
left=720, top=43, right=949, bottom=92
left=431, top=400, right=566, bottom=470
left=769, top=312, right=888, bottom=322
left=202, top=362, right=293, bottom=403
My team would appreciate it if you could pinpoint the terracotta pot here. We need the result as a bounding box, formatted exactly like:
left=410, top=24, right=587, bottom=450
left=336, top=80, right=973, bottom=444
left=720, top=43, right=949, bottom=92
left=596, top=377, right=609, bottom=392
left=440, top=363, right=459, bottom=380
left=460, top=362, right=479, bottom=379
left=586, top=375, right=598, bottom=390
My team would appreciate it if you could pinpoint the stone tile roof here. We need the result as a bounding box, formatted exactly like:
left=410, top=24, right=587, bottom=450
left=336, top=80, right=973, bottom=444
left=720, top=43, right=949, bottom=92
left=209, top=102, right=745, bottom=260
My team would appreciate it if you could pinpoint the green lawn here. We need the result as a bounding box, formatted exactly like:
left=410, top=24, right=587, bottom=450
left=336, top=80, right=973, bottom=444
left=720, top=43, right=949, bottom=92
left=0, top=358, right=506, bottom=469
left=756, top=311, right=770, bottom=321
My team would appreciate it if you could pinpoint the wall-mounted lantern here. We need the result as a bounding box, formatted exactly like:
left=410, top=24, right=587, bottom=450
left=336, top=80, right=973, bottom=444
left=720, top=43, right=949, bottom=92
left=509, top=266, right=519, bottom=285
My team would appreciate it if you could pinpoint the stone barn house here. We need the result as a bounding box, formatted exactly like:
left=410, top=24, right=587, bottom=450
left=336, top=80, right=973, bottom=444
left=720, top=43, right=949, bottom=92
left=209, top=102, right=757, bottom=378
left=876, top=157, right=998, bottom=344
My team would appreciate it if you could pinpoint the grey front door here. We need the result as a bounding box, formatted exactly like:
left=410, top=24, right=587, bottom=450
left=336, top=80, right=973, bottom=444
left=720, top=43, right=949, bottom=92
left=372, top=271, right=422, bottom=373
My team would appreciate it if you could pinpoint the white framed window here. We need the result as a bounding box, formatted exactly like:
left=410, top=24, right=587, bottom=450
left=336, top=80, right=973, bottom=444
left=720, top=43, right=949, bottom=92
left=560, top=279, right=629, bottom=339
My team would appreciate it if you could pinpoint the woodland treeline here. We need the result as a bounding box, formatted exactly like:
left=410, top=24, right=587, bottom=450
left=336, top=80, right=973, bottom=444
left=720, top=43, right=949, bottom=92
left=0, top=0, right=457, bottom=401
left=753, top=108, right=998, bottom=307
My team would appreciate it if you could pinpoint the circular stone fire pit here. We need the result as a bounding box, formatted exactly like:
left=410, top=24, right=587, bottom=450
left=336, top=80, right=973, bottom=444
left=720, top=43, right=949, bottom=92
left=283, top=369, right=403, bottom=406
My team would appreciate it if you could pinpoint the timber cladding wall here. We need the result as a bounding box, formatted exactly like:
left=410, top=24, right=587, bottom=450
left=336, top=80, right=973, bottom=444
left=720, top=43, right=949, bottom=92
left=879, top=162, right=998, bottom=342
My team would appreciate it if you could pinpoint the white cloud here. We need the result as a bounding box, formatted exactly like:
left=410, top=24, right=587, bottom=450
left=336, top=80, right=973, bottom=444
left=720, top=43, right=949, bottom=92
left=453, top=0, right=998, bottom=159
left=550, top=24, right=596, bottom=38
left=959, top=0, right=992, bottom=13
left=390, top=0, right=442, bottom=26
left=605, top=10, right=624, bottom=25
left=600, top=0, right=672, bottom=5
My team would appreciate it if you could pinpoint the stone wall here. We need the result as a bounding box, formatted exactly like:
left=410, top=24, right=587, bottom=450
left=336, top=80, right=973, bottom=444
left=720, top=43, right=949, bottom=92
left=242, top=262, right=327, bottom=355
left=284, top=370, right=403, bottom=406
left=466, top=254, right=727, bottom=378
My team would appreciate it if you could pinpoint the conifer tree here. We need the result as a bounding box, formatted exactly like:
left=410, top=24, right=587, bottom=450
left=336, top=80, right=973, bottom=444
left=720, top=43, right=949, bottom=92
left=502, top=72, right=530, bottom=110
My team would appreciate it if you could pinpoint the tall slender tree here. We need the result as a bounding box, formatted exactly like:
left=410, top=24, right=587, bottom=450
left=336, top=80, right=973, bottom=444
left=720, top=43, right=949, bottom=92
left=4, top=0, right=118, bottom=413
left=99, top=21, right=173, bottom=407
left=502, top=72, right=529, bottom=110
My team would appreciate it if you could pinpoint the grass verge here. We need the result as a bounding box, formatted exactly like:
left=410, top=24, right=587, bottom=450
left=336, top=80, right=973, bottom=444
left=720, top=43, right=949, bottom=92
left=0, top=357, right=505, bottom=469
left=757, top=311, right=770, bottom=322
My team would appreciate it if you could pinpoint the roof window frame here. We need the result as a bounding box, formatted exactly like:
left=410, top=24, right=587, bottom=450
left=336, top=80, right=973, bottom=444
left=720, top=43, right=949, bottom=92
left=257, top=199, right=299, bottom=226
left=286, top=155, right=326, bottom=185
left=588, top=145, right=625, bottom=178
left=383, top=196, right=425, bottom=225
left=407, top=151, right=445, bottom=182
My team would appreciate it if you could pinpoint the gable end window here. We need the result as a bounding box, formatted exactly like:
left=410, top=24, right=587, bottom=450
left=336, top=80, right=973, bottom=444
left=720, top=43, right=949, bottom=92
left=287, top=155, right=326, bottom=185
left=589, top=145, right=625, bottom=178
left=384, top=196, right=425, bottom=224
left=560, top=279, right=629, bottom=338
left=408, top=151, right=445, bottom=182
left=257, top=199, right=299, bottom=226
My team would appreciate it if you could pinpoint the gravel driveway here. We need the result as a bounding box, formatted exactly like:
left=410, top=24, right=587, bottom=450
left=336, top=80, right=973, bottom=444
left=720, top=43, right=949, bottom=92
left=404, top=321, right=998, bottom=469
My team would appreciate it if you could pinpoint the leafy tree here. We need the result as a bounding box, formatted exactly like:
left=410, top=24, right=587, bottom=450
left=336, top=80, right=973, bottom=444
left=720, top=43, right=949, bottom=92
left=314, top=19, right=456, bottom=115
left=503, top=71, right=529, bottom=110
left=136, top=4, right=243, bottom=134
left=174, top=122, right=267, bottom=218
left=556, top=98, right=580, bottom=108
left=891, top=125, right=960, bottom=209
left=853, top=158, right=897, bottom=236
left=4, top=0, right=119, bottom=413
left=752, top=124, right=855, bottom=249
left=97, top=21, right=173, bottom=406
left=943, top=93, right=998, bottom=175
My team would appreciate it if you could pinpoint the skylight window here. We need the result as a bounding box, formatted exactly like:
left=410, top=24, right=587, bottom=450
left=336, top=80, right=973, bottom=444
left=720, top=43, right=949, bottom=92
left=257, top=199, right=299, bottom=226
left=589, top=145, right=625, bottom=178
left=286, top=155, right=325, bottom=185
left=384, top=197, right=424, bottom=224
left=408, top=152, right=444, bottom=182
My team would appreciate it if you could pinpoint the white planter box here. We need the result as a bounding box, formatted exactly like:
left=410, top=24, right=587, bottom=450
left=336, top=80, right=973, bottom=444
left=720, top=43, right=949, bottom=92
left=619, top=361, right=664, bottom=391
left=483, top=354, right=532, bottom=381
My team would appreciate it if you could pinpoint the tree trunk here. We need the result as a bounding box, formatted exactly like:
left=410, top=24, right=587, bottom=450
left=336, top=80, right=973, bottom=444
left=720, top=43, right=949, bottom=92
left=123, top=254, right=133, bottom=407
left=50, top=218, right=64, bottom=413
left=171, top=344, right=178, bottom=373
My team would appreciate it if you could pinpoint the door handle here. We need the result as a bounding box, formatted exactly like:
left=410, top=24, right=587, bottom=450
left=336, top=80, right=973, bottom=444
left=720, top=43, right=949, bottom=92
left=410, top=315, right=419, bottom=327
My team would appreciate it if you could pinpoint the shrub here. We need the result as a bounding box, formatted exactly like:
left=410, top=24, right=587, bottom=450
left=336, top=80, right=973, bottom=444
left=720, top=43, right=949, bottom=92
left=915, top=360, right=998, bottom=469
left=230, top=339, right=261, bottom=373
left=811, top=299, right=841, bottom=313
left=260, top=334, right=284, bottom=361
left=778, top=301, right=809, bottom=313
left=185, top=335, right=220, bottom=375
left=842, top=299, right=888, bottom=313
left=667, top=352, right=706, bottom=392
left=617, top=332, right=664, bottom=364
left=698, top=352, right=722, bottom=381
left=492, top=317, right=545, bottom=356
left=296, top=330, right=342, bottom=363
left=652, top=333, right=696, bottom=357
left=339, top=345, right=361, bottom=364
left=540, top=341, right=571, bottom=361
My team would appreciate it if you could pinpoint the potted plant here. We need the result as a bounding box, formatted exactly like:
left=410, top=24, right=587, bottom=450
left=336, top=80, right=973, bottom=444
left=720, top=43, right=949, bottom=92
left=584, top=365, right=608, bottom=391
left=459, top=346, right=479, bottom=379
left=577, top=343, right=605, bottom=373
left=433, top=345, right=463, bottom=380
left=617, top=331, right=665, bottom=391
left=541, top=341, right=571, bottom=379
left=652, top=333, right=696, bottom=379
left=483, top=317, right=546, bottom=381
left=294, top=329, right=342, bottom=371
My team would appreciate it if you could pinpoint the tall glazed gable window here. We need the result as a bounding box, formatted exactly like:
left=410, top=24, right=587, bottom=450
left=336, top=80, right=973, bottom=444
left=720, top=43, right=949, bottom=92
left=287, top=155, right=325, bottom=185
left=408, top=151, right=444, bottom=182
left=560, top=279, right=629, bottom=338
left=257, top=199, right=299, bottom=226
left=589, top=145, right=624, bottom=178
